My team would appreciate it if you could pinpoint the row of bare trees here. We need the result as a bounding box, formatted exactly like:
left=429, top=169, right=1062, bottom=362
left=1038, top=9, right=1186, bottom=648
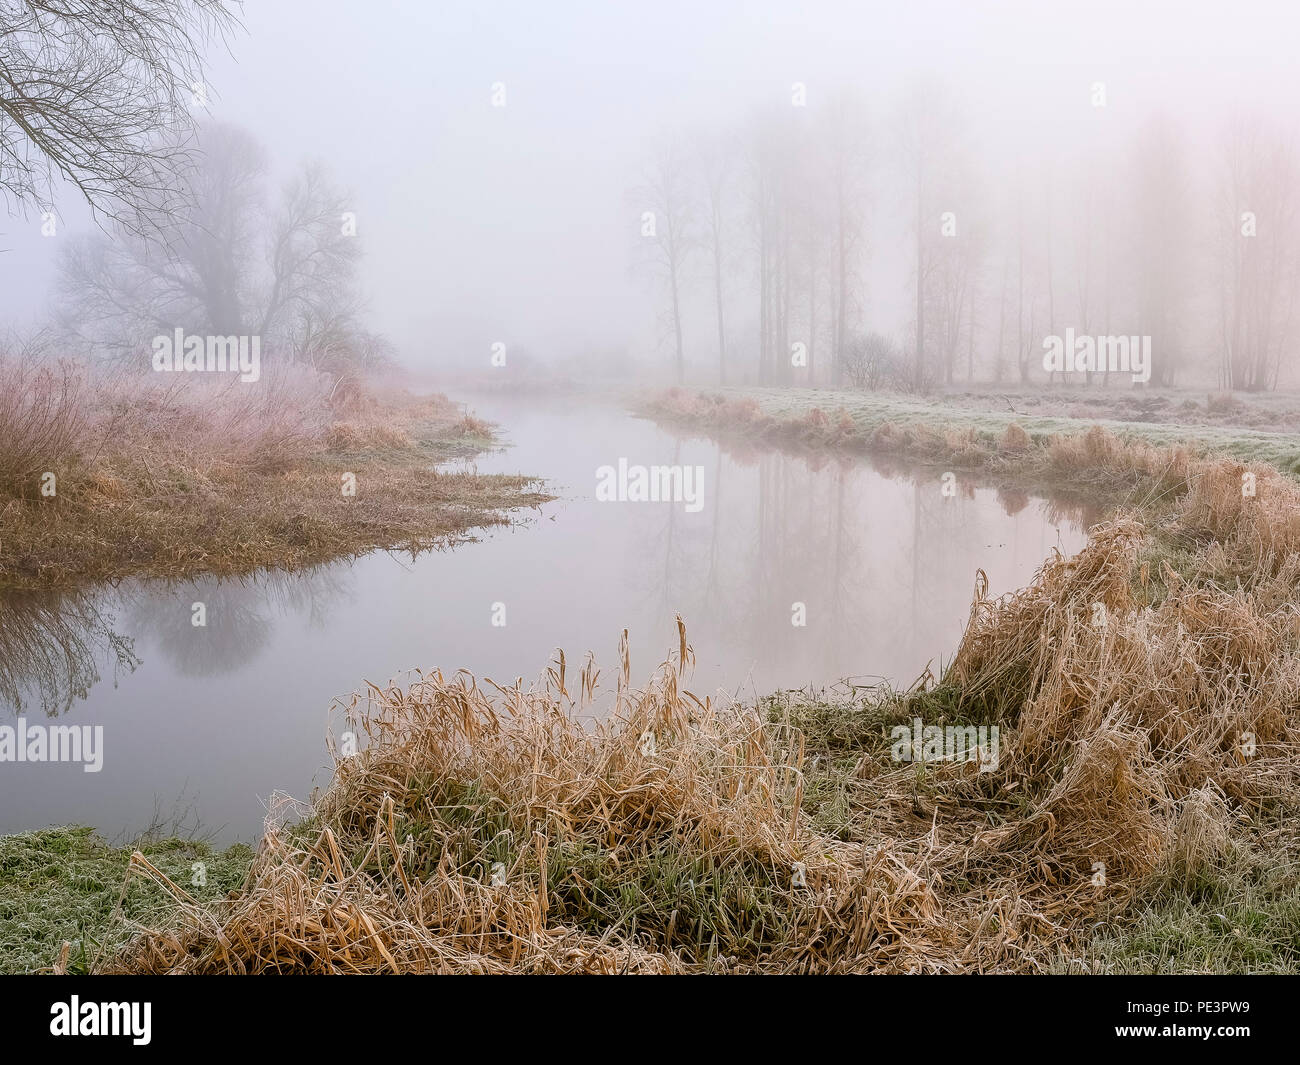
left=634, top=89, right=1300, bottom=392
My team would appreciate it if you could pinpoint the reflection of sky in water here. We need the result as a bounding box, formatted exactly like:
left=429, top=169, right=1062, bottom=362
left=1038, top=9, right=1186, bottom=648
left=0, top=397, right=1088, bottom=842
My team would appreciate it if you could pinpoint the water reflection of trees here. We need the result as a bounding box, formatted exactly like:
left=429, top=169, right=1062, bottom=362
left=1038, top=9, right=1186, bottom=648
left=635, top=437, right=1089, bottom=690
left=123, top=566, right=353, bottom=678
left=0, top=564, right=353, bottom=715
left=0, top=589, right=140, bottom=717
left=635, top=446, right=878, bottom=687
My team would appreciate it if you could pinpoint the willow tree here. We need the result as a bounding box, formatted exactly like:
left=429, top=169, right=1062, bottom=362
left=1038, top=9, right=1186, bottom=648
left=0, top=0, right=238, bottom=230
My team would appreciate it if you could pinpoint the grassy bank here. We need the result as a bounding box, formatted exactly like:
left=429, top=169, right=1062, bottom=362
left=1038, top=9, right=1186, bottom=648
left=643, top=386, right=1300, bottom=477
left=0, top=360, right=550, bottom=590
left=938, top=384, right=1300, bottom=435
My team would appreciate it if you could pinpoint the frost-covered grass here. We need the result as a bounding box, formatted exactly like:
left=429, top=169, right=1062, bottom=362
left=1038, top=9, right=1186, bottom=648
left=0, top=826, right=253, bottom=974
left=649, top=386, right=1300, bottom=475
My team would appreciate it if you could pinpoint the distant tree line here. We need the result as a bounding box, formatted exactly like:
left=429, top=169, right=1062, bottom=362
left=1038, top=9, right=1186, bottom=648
left=633, top=86, right=1300, bottom=392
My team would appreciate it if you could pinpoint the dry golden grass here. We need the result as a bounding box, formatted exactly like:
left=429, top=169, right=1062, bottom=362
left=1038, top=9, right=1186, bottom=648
left=325, top=422, right=413, bottom=451
left=0, top=380, right=547, bottom=590
left=999, top=421, right=1032, bottom=452
left=106, top=625, right=814, bottom=972
left=99, top=618, right=1112, bottom=972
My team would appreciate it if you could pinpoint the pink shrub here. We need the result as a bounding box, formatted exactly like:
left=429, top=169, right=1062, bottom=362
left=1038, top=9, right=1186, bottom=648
left=0, top=342, right=90, bottom=498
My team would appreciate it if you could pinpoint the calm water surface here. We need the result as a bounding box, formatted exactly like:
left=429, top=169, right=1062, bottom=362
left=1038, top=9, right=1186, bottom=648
left=0, top=397, right=1088, bottom=840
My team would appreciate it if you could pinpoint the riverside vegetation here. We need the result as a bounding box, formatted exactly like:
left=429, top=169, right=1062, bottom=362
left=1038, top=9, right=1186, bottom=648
left=0, top=356, right=549, bottom=591
left=6, top=385, right=1300, bottom=973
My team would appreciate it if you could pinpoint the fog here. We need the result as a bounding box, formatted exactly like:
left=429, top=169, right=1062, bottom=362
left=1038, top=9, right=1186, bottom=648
left=6, top=0, right=1300, bottom=384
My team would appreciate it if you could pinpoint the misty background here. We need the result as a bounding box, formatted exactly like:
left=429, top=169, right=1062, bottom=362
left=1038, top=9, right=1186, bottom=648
left=4, top=0, right=1300, bottom=388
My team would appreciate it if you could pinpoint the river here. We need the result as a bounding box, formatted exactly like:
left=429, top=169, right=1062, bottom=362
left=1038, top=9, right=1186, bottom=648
left=0, top=396, right=1089, bottom=840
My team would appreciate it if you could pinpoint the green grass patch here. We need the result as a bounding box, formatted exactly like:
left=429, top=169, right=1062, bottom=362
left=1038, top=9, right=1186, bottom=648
left=0, top=826, right=252, bottom=974
left=1068, top=854, right=1300, bottom=974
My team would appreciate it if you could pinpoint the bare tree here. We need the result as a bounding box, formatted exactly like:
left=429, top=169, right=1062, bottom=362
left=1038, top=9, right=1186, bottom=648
left=0, top=0, right=239, bottom=229
left=1063, top=152, right=1103, bottom=386
left=796, top=175, right=824, bottom=385
left=696, top=130, right=735, bottom=385
left=927, top=154, right=984, bottom=385
left=1125, top=116, right=1192, bottom=387
left=841, top=330, right=900, bottom=390
left=823, top=93, right=869, bottom=388
left=899, top=84, right=965, bottom=392
left=56, top=122, right=369, bottom=372
left=634, top=139, right=695, bottom=384
left=1215, top=115, right=1300, bottom=391
left=746, top=111, right=798, bottom=386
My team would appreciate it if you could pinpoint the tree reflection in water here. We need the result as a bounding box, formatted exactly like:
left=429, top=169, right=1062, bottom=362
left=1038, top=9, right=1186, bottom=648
left=0, top=563, right=353, bottom=715
left=0, top=589, right=139, bottom=717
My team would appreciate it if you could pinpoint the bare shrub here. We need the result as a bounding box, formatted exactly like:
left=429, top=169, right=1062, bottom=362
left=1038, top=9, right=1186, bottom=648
left=841, top=331, right=901, bottom=390
left=1206, top=392, right=1243, bottom=415
left=0, top=337, right=90, bottom=498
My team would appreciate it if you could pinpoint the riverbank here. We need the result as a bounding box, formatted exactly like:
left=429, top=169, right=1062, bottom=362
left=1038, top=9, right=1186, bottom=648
left=8, top=390, right=1300, bottom=973
left=38, top=431, right=1296, bottom=972
left=0, top=369, right=550, bottom=590
left=642, top=386, right=1300, bottom=478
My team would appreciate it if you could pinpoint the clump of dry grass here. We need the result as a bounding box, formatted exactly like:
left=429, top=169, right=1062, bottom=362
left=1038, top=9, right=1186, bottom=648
left=1046, top=424, right=1191, bottom=492
left=999, top=421, right=1032, bottom=452
left=869, top=420, right=904, bottom=451
left=1161, top=782, right=1237, bottom=883
left=456, top=412, right=493, bottom=437
left=325, top=391, right=492, bottom=454
left=325, top=422, right=413, bottom=451
left=939, top=464, right=1300, bottom=913
left=1179, top=459, right=1300, bottom=575
left=104, top=624, right=843, bottom=972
